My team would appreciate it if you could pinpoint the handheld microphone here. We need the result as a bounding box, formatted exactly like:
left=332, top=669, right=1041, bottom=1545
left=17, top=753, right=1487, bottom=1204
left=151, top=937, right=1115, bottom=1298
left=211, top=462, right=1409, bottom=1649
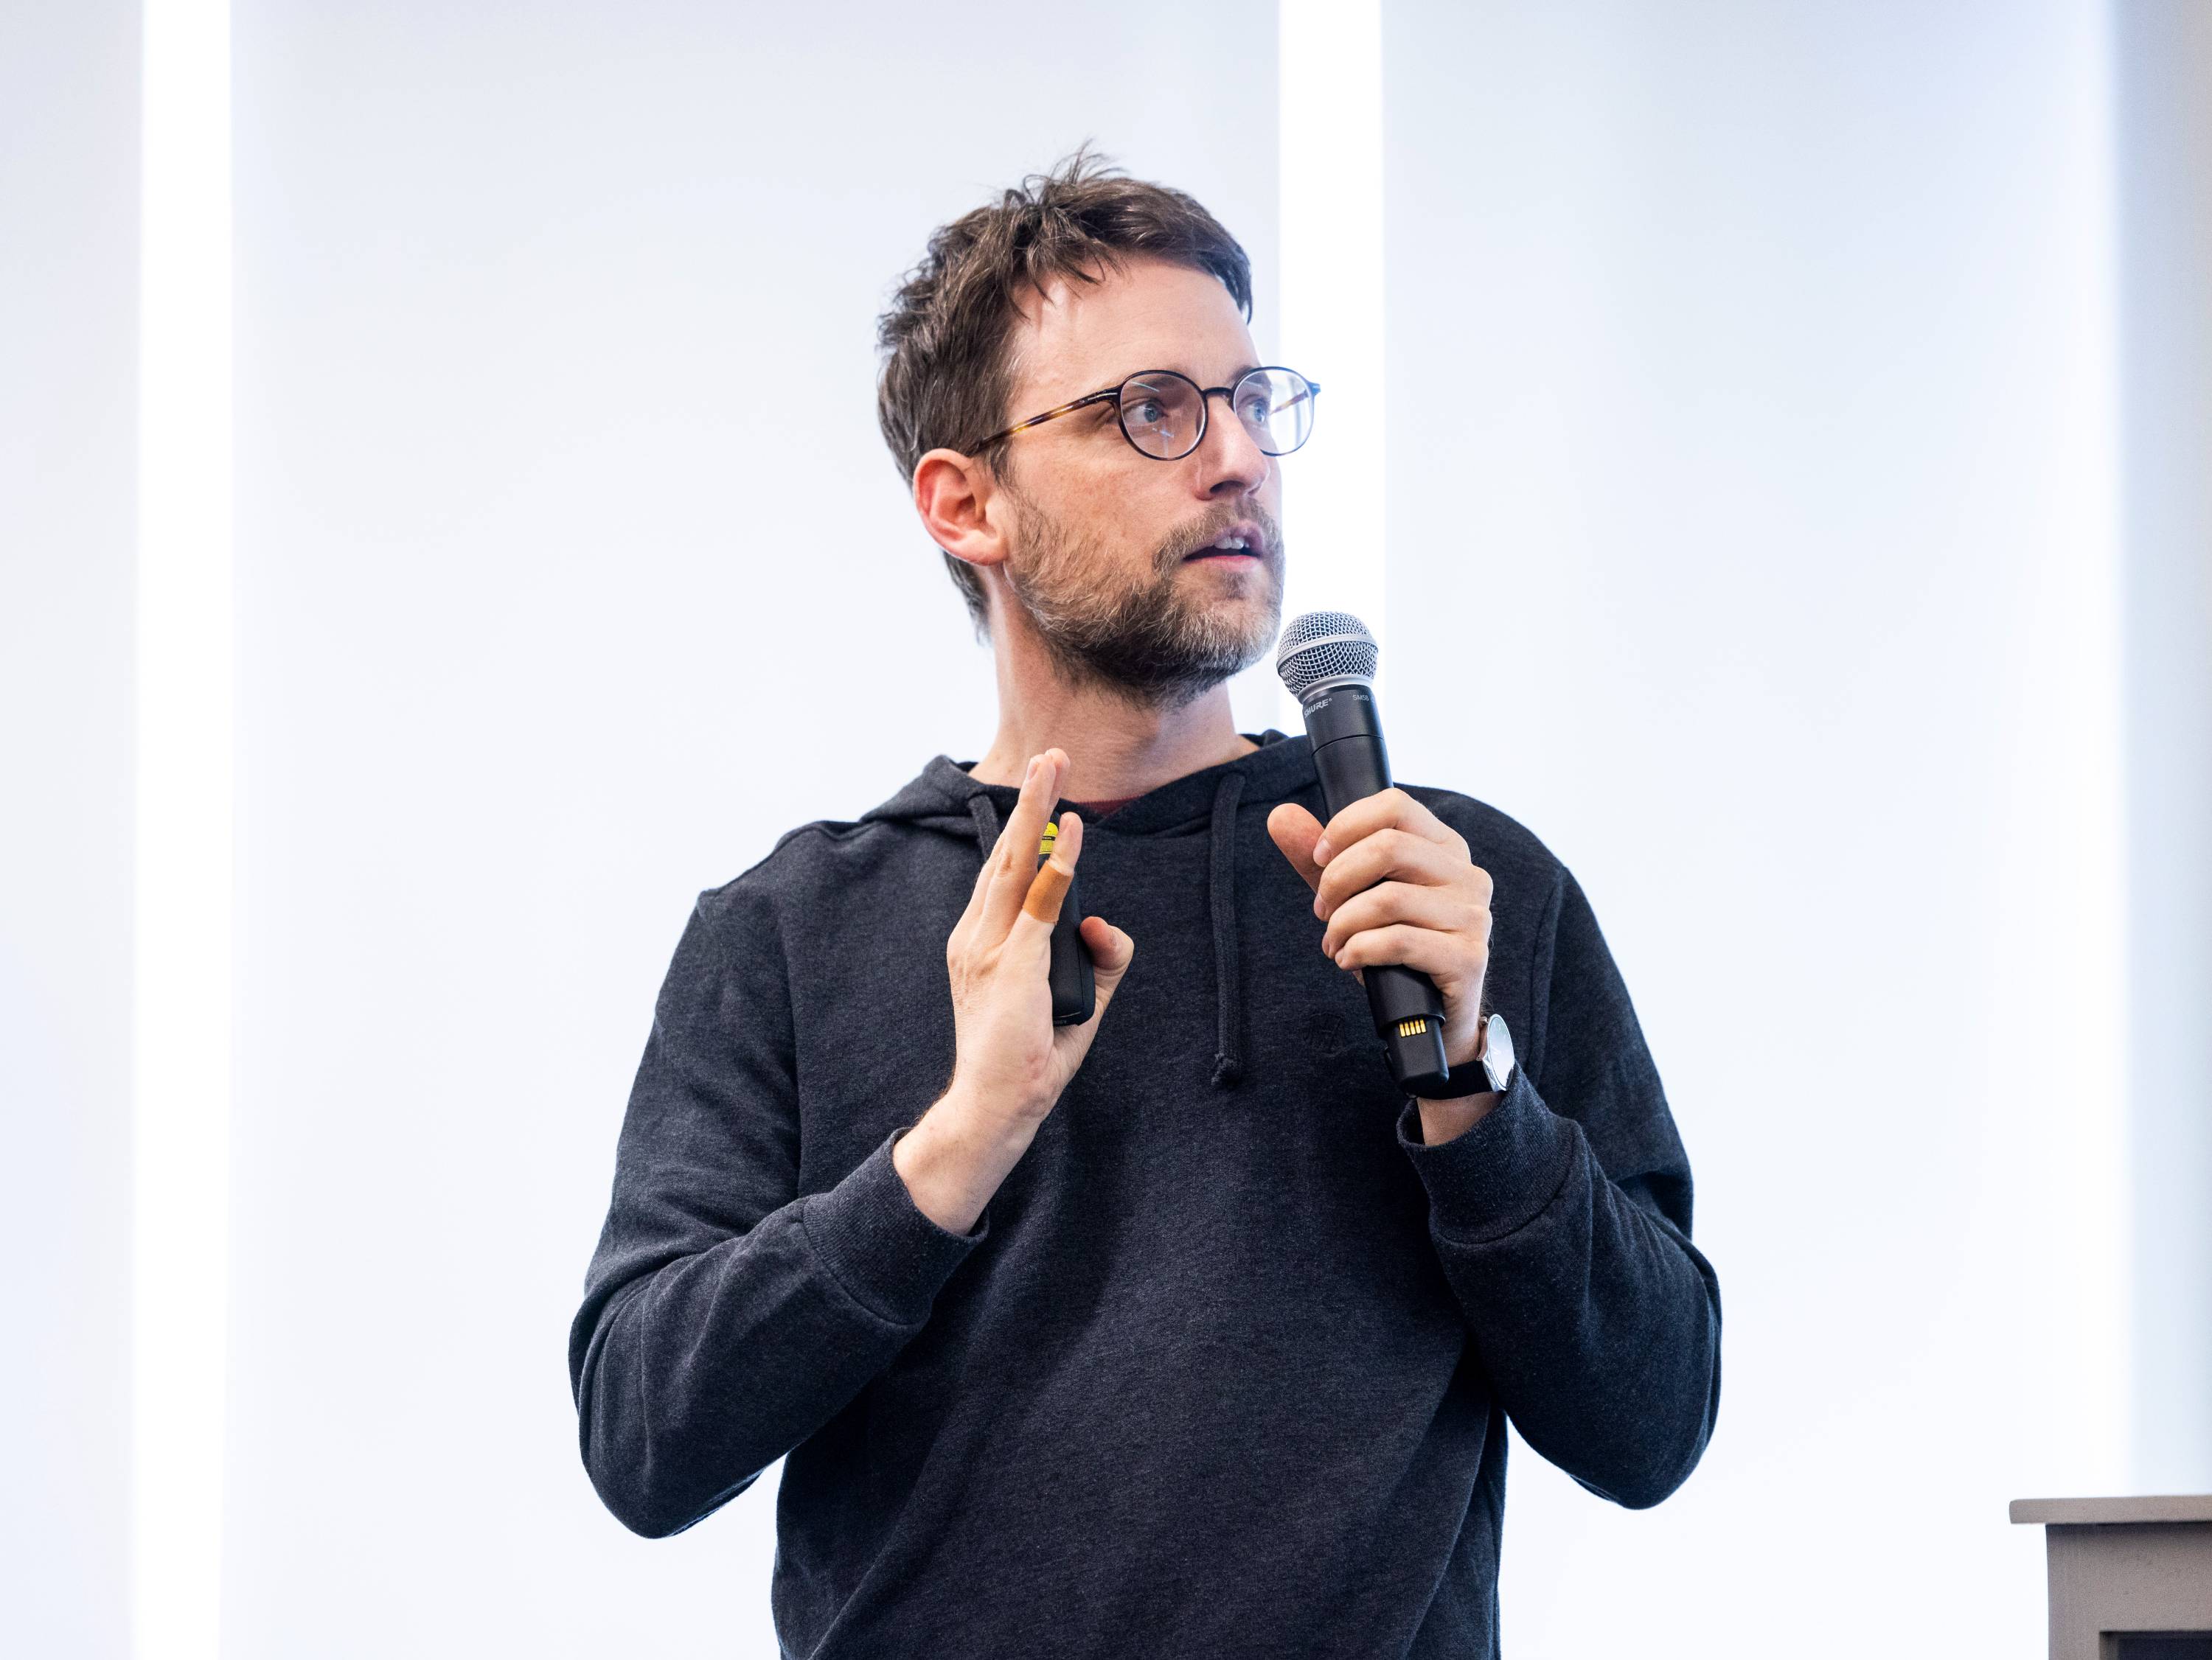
left=1275, top=611, right=1453, bottom=1096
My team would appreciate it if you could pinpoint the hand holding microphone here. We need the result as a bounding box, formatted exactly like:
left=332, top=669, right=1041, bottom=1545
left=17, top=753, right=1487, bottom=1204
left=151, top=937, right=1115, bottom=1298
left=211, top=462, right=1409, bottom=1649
left=1267, top=613, right=1495, bottom=1101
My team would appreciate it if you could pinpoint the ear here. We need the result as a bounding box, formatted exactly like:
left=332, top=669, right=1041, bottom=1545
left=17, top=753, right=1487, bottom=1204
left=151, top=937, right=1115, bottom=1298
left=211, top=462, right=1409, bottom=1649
left=913, top=447, right=1008, bottom=573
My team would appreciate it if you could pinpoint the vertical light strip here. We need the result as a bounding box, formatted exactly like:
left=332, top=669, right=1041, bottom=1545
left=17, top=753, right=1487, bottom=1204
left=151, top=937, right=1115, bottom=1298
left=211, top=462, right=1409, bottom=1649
left=2111, top=0, right=2212, bottom=1493
left=133, top=4, right=232, bottom=1659
left=2056, top=0, right=2132, bottom=1493
left=1278, top=0, right=1387, bottom=716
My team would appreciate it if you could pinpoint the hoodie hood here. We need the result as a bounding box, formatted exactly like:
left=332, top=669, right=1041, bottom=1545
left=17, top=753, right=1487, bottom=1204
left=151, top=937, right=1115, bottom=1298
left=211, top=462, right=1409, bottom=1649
left=858, top=729, right=1320, bottom=1089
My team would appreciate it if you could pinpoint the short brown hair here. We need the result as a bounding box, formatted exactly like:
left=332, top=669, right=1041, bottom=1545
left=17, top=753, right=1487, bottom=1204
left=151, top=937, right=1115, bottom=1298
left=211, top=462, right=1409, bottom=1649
left=875, top=148, right=1254, bottom=638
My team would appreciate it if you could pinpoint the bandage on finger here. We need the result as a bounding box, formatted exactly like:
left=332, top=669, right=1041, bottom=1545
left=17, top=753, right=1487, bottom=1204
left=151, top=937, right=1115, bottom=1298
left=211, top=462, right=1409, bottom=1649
left=1023, top=858, right=1073, bottom=922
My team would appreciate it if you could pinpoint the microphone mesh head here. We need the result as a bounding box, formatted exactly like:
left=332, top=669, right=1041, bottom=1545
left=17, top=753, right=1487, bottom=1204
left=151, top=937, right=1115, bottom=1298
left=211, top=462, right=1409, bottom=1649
left=1275, top=610, right=1379, bottom=701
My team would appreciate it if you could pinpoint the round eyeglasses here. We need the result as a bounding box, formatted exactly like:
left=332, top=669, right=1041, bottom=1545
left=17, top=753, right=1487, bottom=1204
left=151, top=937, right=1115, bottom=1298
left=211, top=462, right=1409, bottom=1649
left=976, top=366, right=1321, bottom=461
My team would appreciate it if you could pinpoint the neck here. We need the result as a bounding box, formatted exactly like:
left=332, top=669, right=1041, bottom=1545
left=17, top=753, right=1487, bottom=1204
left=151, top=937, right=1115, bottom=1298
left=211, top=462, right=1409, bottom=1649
left=967, top=607, right=1259, bottom=801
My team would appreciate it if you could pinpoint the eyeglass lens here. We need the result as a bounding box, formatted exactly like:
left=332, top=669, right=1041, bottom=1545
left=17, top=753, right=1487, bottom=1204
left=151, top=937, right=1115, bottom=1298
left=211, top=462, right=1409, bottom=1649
left=1117, top=369, right=1315, bottom=459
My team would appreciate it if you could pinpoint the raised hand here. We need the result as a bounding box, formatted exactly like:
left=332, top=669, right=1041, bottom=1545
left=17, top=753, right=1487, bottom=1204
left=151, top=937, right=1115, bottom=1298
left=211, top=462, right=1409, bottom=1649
left=942, top=747, right=1136, bottom=1137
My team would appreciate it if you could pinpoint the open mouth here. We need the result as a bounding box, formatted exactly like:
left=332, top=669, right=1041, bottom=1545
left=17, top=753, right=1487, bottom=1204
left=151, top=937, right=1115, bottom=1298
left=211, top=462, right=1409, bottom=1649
left=1183, top=523, right=1265, bottom=562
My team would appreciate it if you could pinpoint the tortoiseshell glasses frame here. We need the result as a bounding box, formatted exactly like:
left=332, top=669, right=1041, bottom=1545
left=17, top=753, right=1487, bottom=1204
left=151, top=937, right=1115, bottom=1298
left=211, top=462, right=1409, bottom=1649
left=973, top=366, right=1321, bottom=461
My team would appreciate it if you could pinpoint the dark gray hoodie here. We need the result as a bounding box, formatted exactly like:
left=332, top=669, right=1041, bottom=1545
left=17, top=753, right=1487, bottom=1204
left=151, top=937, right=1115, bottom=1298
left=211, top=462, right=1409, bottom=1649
left=568, top=728, right=1721, bottom=1659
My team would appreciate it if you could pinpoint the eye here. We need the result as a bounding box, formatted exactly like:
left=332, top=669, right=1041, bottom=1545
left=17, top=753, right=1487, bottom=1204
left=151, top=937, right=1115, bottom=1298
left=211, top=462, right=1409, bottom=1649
left=1132, top=397, right=1169, bottom=427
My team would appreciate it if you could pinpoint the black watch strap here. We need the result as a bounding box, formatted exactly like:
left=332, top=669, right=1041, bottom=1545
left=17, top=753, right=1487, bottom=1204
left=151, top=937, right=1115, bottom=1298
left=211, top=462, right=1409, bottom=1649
left=1418, top=1013, right=1512, bottom=1098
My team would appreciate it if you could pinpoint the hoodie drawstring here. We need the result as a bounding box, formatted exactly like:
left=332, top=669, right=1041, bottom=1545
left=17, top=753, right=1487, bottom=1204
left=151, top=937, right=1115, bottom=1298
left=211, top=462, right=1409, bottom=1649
left=967, top=794, right=1000, bottom=859
left=1206, top=772, right=1245, bottom=1089
left=964, top=773, right=1246, bottom=1092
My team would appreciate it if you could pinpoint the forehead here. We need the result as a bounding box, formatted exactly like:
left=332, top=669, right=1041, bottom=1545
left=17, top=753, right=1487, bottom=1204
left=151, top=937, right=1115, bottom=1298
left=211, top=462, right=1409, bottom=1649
left=1004, top=256, right=1258, bottom=410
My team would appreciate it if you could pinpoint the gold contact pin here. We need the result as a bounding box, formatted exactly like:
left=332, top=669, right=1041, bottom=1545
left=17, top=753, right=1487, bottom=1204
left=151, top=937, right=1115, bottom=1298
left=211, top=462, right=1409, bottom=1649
left=1396, top=1018, right=1430, bottom=1038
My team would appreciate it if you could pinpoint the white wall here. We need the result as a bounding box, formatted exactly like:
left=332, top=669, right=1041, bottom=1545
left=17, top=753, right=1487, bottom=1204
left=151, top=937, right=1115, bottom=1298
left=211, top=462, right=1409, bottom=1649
left=1382, top=3, right=2132, bottom=1654
left=0, top=4, right=140, bottom=1656
left=12, top=2, right=2205, bottom=1656
left=223, top=4, right=1275, bottom=1655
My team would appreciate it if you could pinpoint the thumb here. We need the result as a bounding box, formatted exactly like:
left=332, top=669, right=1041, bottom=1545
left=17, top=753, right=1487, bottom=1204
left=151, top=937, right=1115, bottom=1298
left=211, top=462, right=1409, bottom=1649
left=1077, top=914, right=1135, bottom=1016
left=1266, top=801, right=1326, bottom=895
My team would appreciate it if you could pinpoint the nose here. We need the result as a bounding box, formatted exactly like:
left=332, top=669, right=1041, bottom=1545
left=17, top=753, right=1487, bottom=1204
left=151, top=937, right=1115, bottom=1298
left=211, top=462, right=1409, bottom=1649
left=1191, top=390, right=1270, bottom=499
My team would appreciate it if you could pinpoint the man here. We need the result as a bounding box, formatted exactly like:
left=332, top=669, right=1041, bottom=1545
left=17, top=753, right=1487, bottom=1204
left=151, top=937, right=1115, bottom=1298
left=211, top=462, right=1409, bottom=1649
left=569, top=153, right=1721, bottom=1658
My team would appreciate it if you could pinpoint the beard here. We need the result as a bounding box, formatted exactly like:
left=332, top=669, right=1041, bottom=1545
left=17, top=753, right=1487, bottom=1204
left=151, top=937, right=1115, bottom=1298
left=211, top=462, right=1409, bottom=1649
left=998, top=486, right=1284, bottom=711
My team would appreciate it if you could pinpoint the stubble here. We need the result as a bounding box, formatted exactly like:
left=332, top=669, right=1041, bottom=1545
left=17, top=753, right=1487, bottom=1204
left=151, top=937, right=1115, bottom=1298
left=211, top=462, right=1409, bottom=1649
left=998, top=486, right=1284, bottom=710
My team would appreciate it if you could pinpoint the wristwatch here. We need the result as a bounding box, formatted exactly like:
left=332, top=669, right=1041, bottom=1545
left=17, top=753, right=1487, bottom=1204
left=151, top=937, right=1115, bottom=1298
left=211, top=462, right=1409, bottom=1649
left=1422, top=1011, right=1515, bottom=1098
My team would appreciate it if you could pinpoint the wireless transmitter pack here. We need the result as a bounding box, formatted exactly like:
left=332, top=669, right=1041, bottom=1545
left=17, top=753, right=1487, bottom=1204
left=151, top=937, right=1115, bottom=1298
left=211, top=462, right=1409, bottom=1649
left=1037, top=817, right=1096, bottom=1025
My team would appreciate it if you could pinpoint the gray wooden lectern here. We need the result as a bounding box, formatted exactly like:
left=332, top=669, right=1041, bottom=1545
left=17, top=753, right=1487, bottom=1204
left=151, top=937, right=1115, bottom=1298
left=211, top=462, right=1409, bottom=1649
left=2011, top=1496, right=2212, bottom=1658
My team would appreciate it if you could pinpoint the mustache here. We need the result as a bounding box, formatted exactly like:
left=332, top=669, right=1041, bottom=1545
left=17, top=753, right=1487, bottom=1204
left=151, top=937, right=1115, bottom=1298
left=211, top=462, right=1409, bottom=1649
left=1160, top=503, right=1284, bottom=568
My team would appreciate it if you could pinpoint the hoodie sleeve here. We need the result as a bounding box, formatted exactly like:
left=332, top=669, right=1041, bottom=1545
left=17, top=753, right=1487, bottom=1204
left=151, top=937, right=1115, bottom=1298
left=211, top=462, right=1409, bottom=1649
left=567, top=875, right=989, bottom=1538
left=1391, top=862, right=1722, bottom=1510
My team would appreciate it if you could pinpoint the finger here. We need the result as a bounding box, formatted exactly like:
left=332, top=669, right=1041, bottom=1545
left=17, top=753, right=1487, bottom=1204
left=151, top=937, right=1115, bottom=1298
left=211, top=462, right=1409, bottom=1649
left=1312, top=787, right=1461, bottom=867
left=954, top=820, right=1001, bottom=934
left=1008, top=806, right=1082, bottom=946
left=1079, top=911, right=1134, bottom=977
left=1332, top=920, right=1482, bottom=986
left=1319, top=880, right=1484, bottom=960
left=1021, top=808, right=1081, bottom=923
left=1076, top=913, right=1136, bottom=1019
left=1266, top=801, right=1326, bottom=896
left=1314, top=829, right=1468, bottom=919
left=978, top=747, right=1066, bottom=940
left=1023, top=859, right=1073, bottom=922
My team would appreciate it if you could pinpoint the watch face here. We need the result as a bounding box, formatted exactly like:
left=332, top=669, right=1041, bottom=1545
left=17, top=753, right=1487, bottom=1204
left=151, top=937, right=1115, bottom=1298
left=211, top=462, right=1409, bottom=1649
left=1483, top=1012, right=1515, bottom=1088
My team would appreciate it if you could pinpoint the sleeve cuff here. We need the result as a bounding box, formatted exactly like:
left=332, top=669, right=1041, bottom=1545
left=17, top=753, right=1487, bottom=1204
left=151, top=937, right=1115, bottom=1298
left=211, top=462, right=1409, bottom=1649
left=1395, top=1068, right=1579, bottom=1244
left=799, top=1124, right=990, bottom=1326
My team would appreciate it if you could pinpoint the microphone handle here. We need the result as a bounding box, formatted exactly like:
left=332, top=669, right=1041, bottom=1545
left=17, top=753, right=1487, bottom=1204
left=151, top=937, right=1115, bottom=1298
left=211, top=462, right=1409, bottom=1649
left=1301, top=684, right=1454, bottom=1096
